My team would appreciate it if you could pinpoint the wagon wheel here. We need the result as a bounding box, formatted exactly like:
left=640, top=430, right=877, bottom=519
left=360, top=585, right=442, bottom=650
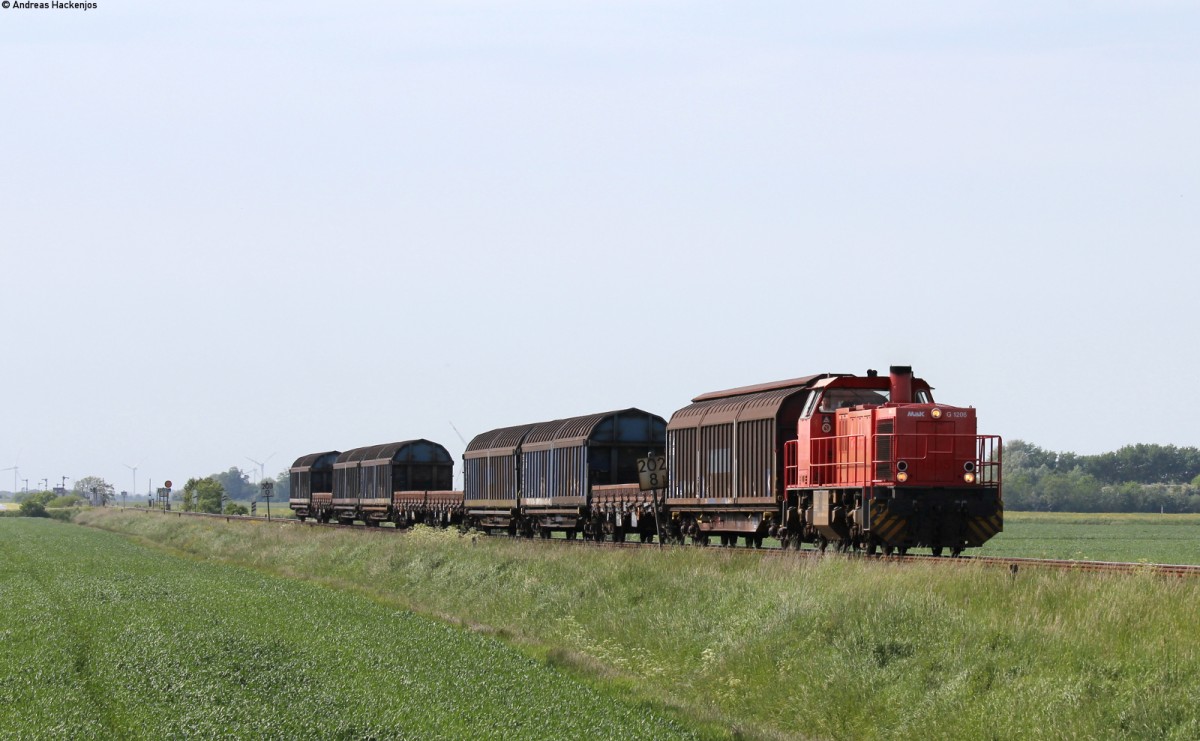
left=882, top=544, right=894, bottom=557
left=898, top=546, right=909, bottom=556
left=931, top=546, right=943, bottom=557
left=951, top=547, right=964, bottom=557
left=817, top=536, right=828, bottom=553
left=865, top=538, right=877, bottom=556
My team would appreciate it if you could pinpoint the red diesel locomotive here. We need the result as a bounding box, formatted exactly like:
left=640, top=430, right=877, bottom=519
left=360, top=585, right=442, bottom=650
left=782, top=366, right=1002, bottom=556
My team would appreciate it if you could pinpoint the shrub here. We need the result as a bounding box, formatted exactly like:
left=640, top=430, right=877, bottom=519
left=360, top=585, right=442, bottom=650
left=18, top=500, right=48, bottom=518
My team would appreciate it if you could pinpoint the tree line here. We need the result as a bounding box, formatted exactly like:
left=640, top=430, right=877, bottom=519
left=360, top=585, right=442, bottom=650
left=9, top=466, right=291, bottom=516
left=1003, top=441, right=1200, bottom=513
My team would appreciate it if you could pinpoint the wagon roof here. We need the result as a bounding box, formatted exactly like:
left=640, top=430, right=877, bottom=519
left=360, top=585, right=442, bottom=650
left=522, top=408, right=664, bottom=452
left=669, top=375, right=839, bottom=431
left=467, top=409, right=665, bottom=457
left=333, top=440, right=451, bottom=467
left=464, top=423, right=541, bottom=460
left=689, top=374, right=838, bottom=403
left=289, top=450, right=340, bottom=472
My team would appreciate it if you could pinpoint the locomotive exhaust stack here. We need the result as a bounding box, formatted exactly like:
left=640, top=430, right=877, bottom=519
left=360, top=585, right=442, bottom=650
left=889, top=365, right=914, bottom=405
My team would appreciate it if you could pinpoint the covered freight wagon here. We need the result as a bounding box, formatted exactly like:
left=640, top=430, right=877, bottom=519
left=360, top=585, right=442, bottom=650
left=666, top=375, right=836, bottom=545
left=331, top=440, right=454, bottom=525
left=288, top=450, right=339, bottom=522
left=464, top=408, right=666, bottom=537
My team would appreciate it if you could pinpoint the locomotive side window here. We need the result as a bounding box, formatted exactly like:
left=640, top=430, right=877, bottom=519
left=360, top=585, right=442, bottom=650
left=801, top=392, right=820, bottom=419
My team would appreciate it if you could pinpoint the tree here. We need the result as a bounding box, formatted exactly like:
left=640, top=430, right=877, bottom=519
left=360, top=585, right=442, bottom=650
left=73, top=476, right=115, bottom=505
left=212, top=467, right=256, bottom=501
left=273, top=471, right=291, bottom=500
left=183, top=477, right=226, bottom=514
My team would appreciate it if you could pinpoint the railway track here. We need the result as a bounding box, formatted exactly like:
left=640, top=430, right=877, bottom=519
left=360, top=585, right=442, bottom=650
left=125, top=507, right=1200, bottom=578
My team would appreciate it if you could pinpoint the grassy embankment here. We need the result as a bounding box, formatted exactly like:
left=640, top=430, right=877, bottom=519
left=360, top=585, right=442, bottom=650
left=0, top=518, right=698, bottom=740
left=74, top=508, right=1200, bottom=740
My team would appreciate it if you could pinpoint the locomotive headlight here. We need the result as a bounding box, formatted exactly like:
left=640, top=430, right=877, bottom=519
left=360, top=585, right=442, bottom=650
left=896, top=471, right=909, bottom=483
left=964, top=472, right=977, bottom=484
left=931, top=407, right=943, bottom=419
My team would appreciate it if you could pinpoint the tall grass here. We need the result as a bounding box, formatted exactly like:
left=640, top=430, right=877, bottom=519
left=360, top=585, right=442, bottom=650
left=77, top=509, right=1200, bottom=740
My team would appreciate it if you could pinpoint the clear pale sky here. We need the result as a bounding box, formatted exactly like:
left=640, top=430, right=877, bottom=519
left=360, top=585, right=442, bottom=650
left=2, top=2, right=1197, bottom=495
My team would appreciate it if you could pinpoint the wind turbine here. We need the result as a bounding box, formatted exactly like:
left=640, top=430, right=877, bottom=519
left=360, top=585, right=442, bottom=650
left=1, top=465, right=16, bottom=497
left=124, top=461, right=142, bottom=502
left=246, top=453, right=275, bottom=484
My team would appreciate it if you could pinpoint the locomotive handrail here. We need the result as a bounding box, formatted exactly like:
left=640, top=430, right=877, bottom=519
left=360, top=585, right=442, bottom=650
left=801, top=433, right=1002, bottom=488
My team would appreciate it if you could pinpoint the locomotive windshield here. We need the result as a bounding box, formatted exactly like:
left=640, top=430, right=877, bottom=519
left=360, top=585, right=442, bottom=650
left=805, top=387, right=935, bottom=415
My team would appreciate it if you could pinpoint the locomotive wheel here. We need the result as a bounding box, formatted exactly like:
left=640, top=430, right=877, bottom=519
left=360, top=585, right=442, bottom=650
left=882, top=544, right=894, bottom=557
left=951, top=547, right=964, bottom=557
left=898, top=546, right=909, bottom=556
left=931, top=546, right=944, bottom=557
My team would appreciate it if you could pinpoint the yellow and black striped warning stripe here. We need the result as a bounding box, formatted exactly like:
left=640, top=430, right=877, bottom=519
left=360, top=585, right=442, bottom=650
left=966, top=511, right=1003, bottom=545
left=868, top=500, right=908, bottom=544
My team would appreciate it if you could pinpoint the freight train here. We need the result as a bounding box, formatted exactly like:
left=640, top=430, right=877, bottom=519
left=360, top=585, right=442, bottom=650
left=289, top=366, right=1003, bottom=555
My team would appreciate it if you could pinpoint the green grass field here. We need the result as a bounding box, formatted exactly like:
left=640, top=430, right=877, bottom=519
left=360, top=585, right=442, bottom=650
left=66, top=508, right=1200, bottom=740
left=0, top=518, right=698, bottom=739
left=979, top=511, right=1200, bottom=564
